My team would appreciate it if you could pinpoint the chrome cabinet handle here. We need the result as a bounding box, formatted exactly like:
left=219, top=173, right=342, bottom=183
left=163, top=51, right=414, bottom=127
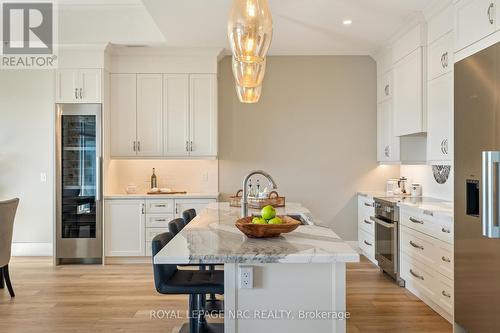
left=363, top=219, right=372, bottom=225
left=482, top=151, right=500, bottom=238
left=441, top=52, right=449, bottom=69
left=441, top=227, right=451, bottom=234
left=364, top=240, right=372, bottom=246
left=155, top=204, right=166, bottom=208
left=410, top=269, right=424, bottom=280
left=141, top=204, right=145, bottom=215
left=384, top=145, right=390, bottom=158
left=409, top=217, right=424, bottom=224
left=155, top=218, right=166, bottom=222
left=186, top=141, right=189, bottom=152
left=409, top=241, right=424, bottom=250
left=175, top=204, right=179, bottom=214
left=190, top=141, right=193, bottom=152
left=441, top=256, right=451, bottom=263
left=384, top=84, right=389, bottom=96
left=137, top=141, right=140, bottom=152
left=442, top=290, right=451, bottom=298
left=133, top=141, right=136, bottom=152
left=74, top=88, right=78, bottom=99
left=79, top=88, right=83, bottom=99
left=364, top=202, right=373, bottom=207
left=488, top=3, right=495, bottom=24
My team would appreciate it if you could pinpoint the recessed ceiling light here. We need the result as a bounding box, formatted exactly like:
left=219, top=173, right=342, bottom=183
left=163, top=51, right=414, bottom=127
left=343, top=19, right=352, bottom=25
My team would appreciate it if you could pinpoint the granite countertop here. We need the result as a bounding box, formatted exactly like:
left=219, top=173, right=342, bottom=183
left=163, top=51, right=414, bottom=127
left=154, top=202, right=359, bottom=265
left=104, top=193, right=219, bottom=199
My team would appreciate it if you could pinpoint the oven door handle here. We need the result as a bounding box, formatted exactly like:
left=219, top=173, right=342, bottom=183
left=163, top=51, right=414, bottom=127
left=370, top=216, right=395, bottom=229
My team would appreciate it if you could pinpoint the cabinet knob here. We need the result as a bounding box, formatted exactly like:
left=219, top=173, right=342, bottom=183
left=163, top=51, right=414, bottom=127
left=441, top=256, right=451, bottom=263
left=441, top=227, right=451, bottom=234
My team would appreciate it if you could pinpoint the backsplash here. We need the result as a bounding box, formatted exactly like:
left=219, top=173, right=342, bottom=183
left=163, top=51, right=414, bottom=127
left=400, top=165, right=453, bottom=201
left=105, top=159, right=219, bottom=194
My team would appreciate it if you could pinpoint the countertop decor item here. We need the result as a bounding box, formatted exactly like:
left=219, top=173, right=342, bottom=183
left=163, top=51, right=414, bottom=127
left=229, top=190, right=285, bottom=208
left=432, top=165, right=451, bottom=184
left=235, top=215, right=300, bottom=238
left=147, top=190, right=188, bottom=195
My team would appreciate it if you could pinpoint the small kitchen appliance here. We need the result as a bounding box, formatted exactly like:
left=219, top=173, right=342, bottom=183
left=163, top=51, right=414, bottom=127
left=385, top=179, right=399, bottom=195
left=410, top=183, right=422, bottom=197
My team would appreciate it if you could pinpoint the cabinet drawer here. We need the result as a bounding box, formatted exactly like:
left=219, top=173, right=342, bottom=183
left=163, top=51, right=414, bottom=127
left=146, top=227, right=167, bottom=242
left=437, top=242, right=454, bottom=279
left=145, top=200, right=174, bottom=214
left=358, top=196, right=375, bottom=218
left=401, top=225, right=437, bottom=268
left=436, top=275, right=454, bottom=315
left=145, top=213, right=174, bottom=228
left=359, top=216, right=375, bottom=235
left=428, top=32, right=453, bottom=81
left=400, top=253, right=437, bottom=301
left=400, top=209, right=453, bottom=244
left=358, top=228, right=375, bottom=260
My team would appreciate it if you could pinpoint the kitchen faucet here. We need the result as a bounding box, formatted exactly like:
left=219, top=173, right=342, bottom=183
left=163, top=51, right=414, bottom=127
left=241, top=170, right=277, bottom=217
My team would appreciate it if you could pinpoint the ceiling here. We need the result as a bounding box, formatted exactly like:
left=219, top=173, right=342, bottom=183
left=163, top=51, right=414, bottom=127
left=142, top=0, right=437, bottom=55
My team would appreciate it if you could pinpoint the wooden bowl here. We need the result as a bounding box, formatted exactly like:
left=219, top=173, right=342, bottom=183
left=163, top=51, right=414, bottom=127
left=235, top=215, right=301, bottom=238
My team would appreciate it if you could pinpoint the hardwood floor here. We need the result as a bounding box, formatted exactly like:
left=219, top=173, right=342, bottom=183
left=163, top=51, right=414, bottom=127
left=0, top=256, right=451, bottom=333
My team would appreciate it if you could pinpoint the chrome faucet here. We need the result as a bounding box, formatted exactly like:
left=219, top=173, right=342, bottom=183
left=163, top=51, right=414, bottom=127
left=241, top=170, right=277, bottom=217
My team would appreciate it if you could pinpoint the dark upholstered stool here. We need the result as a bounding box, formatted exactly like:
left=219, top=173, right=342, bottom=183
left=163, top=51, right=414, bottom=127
left=152, top=232, right=224, bottom=333
left=182, top=208, right=197, bottom=224
left=168, top=218, right=186, bottom=235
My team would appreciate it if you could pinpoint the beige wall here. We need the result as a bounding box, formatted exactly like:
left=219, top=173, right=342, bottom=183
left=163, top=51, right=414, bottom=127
left=218, top=56, right=399, bottom=241
left=0, top=70, right=54, bottom=248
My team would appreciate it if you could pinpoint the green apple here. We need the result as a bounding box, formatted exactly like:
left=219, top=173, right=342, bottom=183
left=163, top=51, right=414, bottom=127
left=252, top=217, right=267, bottom=225
left=268, top=217, right=283, bottom=225
left=261, top=205, right=276, bottom=220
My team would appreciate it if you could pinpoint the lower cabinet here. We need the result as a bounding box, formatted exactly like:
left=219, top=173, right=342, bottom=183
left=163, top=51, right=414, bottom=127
left=105, top=197, right=216, bottom=257
left=104, top=199, right=146, bottom=257
left=399, top=207, right=454, bottom=322
left=357, top=195, right=377, bottom=264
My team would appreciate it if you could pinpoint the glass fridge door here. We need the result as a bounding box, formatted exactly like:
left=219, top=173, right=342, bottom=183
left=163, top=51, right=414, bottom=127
left=61, top=114, right=97, bottom=239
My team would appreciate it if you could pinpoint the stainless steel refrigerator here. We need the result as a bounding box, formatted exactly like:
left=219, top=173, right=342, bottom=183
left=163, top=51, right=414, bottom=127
left=455, top=42, right=500, bottom=332
left=55, top=104, right=102, bottom=264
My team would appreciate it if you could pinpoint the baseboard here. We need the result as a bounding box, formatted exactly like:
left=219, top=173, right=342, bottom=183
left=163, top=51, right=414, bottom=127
left=11, top=242, right=52, bottom=256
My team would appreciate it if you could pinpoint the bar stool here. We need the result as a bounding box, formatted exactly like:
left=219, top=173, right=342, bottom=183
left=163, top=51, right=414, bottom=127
left=152, top=232, right=224, bottom=333
left=168, top=218, right=186, bottom=235
left=0, top=198, right=19, bottom=298
left=182, top=208, right=197, bottom=224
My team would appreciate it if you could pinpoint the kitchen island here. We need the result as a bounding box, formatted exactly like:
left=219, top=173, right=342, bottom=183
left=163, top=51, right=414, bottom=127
left=154, top=202, right=359, bottom=333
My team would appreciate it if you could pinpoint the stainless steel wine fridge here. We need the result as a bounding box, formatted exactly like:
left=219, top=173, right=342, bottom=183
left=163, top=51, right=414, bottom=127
left=55, top=104, right=102, bottom=264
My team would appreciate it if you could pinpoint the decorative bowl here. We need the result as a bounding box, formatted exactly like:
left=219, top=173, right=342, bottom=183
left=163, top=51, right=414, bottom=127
left=235, top=215, right=301, bottom=238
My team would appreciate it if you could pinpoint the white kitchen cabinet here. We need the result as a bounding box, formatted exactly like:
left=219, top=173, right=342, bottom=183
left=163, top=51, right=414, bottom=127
left=104, top=200, right=145, bottom=257
left=137, top=74, right=163, bottom=157
left=427, top=72, right=453, bottom=162
left=357, top=195, right=376, bottom=264
left=163, top=74, right=190, bottom=157
left=56, top=69, right=102, bottom=103
left=174, top=198, right=217, bottom=218
left=377, top=70, right=393, bottom=103
left=110, top=74, right=137, bottom=158
left=428, top=32, right=453, bottom=81
left=189, top=75, right=218, bottom=157
left=393, top=48, right=425, bottom=136
left=454, top=0, right=497, bottom=52
left=377, top=99, right=400, bottom=162
left=428, top=4, right=454, bottom=45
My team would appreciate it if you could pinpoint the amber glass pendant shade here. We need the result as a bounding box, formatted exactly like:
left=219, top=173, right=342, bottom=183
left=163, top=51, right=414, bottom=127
left=236, top=84, right=262, bottom=103
left=227, top=0, right=273, bottom=63
left=232, top=57, right=266, bottom=88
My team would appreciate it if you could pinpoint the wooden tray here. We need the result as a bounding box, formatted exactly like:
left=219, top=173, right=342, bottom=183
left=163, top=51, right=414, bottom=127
left=147, top=191, right=187, bottom=195
left=229, top=190, right=286, bottom=208
left=235, top=216, right=300, bottom=238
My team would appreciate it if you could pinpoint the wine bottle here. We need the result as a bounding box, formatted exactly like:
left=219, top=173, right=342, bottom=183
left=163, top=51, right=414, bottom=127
left=151, top=168, right=157, bottom=189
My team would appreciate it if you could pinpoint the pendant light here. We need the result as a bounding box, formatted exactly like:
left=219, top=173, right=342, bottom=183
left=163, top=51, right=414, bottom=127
left=232, top=57, right=266, bottom=87
left=228, top=0, right=273, bottom=63
left=235, top=84, right=262, bottom=104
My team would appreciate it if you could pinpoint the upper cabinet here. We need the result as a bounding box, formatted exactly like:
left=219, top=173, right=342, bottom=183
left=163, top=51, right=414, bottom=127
left=393, top=47, right=425, bottom=136
left=56, top=69, right=102, bottom=103
left=109, top=73, right=218, bottom=159
left=455, top=0, right=497, bottom=52
left=377, top=98, right=400, bottom=163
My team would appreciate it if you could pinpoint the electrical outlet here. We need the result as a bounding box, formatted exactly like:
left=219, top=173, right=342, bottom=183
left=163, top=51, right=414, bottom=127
left=40, top=172, right=47, bottom=183
left=239, top=266, right=253, bottom=289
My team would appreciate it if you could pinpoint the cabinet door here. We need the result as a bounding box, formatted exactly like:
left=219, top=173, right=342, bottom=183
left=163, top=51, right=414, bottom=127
left=137, top=74, right=163, bottom=157
left=393, top=48, right=424, bottom=136
left=174, top=198, right=216, bottom=218
left=427, top=73, right=453, bottom=162
left=455, top=0, right=496, bottom=51
left=189, top=74, right=217, bottom=157
left=163, top=74, right=190, bottom=157
left=377, top=100, right=400, bottom=162
left=428, top=32, right=453, bottom=81
left=56, top=69, right=79, bottom=103
left=104, top=200, right=145, bottom=256
left=110, top=74, right=137, bottom=157
left=79, top=69, right=102, bottom=103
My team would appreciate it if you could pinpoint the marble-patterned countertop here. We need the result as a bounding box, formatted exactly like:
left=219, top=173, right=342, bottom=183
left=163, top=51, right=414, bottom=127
left=104, top=193, right=219, bottom=199
left=154, top=202, right=359, bottom=265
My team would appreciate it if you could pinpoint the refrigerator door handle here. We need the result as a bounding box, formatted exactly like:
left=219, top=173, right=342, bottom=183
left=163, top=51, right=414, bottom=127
left=482, top=151, right=500, bottom=238
left=96, top=156, right=102, bottom=202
